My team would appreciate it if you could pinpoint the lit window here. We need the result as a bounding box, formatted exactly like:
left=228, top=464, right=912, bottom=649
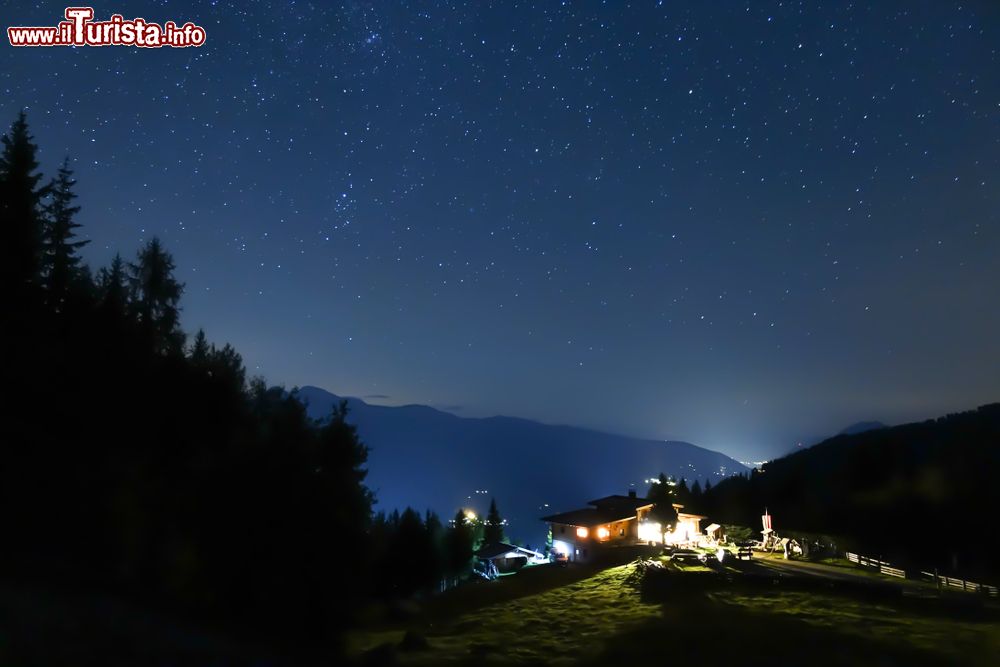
left=597, top=527, right=610, bottom=540
left=576, top=527, right=589, bottom=538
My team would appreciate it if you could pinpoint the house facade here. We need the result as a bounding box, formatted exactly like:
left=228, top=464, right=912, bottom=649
left=542, top=489, right=708, bottom=562
left=542, top=490, right=653, bottom=562
left=667, top=509, right=707, bottom=545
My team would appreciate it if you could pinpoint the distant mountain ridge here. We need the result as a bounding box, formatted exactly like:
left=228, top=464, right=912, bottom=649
left=779, top=420, right=889, bottom=459
left=704, top=403, right=1000, bottom=577
left=296, top=386, right=747, bottom=546
left=838, top=421, right=887, bottom=436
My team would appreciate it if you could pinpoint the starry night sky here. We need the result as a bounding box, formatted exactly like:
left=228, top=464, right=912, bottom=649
left=4, top=1, right=999, bottom=461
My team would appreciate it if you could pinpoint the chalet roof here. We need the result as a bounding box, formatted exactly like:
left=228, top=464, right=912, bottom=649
left=543, top=492, right=654, bottom=526
left=587, top=494, right=653, bottom=510
left=541, top=506, right=639, bottom=527
left=476, top=541, right=543, bottom=560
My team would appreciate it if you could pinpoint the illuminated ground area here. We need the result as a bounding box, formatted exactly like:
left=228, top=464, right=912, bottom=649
left=349, top=559, right=1000, bottom=666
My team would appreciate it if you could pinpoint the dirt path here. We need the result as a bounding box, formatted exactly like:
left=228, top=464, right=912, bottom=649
left=749, top=554, right=942, bottom=596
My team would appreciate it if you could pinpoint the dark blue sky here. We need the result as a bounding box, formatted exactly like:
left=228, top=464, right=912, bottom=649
left=5, top=1, right=999, bottom=461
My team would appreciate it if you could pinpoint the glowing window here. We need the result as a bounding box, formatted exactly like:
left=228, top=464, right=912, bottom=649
left=597, top=527, right=610, bottom=540
left=576, top=527, right=589, bottom=538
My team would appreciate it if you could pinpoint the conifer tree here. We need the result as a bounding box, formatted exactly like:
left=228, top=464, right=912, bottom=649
left=189, top=328, right=210, bottom=365
left=96, top=253, right=129, bottom=317
left=484, top=497, right=505, bottom=544
left=0, top=111, right=49, bottom=304
left=209, top=343, right=246, bottom=392
left=391, top=508, right=429, bottom=597
left=128, top=237, right=185, bottom=355
left=647, top=473, right=678, bottom=543
left=676, top=477, right=691, bottom=504
left=41, top=157, right=89, bottom=309
left=445, top=509, right=474, bottom=583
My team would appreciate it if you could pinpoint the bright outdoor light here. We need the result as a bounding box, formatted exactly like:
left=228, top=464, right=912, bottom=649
left=637, top=521, right=662, bottom=543
left=597, top=527, right=610, bottom=539
left=465, top=510, right=476, bottom=521
left=576, top=527, right=589, bottom=538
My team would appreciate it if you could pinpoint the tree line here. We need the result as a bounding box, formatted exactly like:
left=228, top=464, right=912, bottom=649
left=0, top=112, right=507, bottom=652
left=698, top=407, right=1000, bottom=578
left=370, top=497, right=507, bottom=598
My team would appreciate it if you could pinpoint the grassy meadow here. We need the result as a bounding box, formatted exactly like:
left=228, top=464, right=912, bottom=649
left=349, top=558, right=1000, bottom=666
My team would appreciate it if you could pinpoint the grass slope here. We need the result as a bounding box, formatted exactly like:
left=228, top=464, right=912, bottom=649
left=351, top=564, right=659, bottom=664
left=350, top=561, right=1000, bottom=666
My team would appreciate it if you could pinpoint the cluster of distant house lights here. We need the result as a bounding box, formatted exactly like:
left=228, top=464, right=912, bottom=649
left=457, top=489, right=508, bottom=527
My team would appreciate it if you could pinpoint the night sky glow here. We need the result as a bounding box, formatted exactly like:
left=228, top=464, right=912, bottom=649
left=4, top=1, right=999, bottom=461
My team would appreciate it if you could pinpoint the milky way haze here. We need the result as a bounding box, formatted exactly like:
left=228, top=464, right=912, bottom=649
left=5, top=1, right=999, bottom=460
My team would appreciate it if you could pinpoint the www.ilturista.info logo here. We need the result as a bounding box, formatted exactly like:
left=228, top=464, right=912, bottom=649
left=8, top=7, right=206, bottom=48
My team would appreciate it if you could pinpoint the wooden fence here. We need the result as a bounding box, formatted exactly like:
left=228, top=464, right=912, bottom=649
left=846, top=552, right=998, bottom=595
left=845, top=552, right=905, bottom=578
left=920, top=571, right=999, bottom=598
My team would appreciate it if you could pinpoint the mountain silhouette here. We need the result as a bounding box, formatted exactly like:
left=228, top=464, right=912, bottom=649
left=838, top=420, right=887, bottom=436
left=780, top=421, right=889, bottom=459
left=703, top=403, right=1000, bottom=577
left=296, top=386, right=747, bottom=546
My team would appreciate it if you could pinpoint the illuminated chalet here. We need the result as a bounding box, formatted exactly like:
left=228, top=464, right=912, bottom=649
left=541, top=489, right=706, bottom=562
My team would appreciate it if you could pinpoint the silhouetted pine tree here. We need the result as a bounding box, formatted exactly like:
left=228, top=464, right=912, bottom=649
left=128, top=237, right=184, bottom=355
left=0, top=111, right=49, bottom=309
left=676, top=477, right=691, bottom=505
left=41, top=157, right=89, bottom=310
left=425, top=511, right=446, bottom=589
left=445, top=509, right=474, bottom=584
left=484, top=497, right=505, bottom=543
left=189, top=328, right=210, bottom=365
left=96, top=253, right=129, bottom=318
left=647, top=473, right=678, bottom=541
left=208, top=343, right=246, bottom=391
left=391, top=508, right=430, bottom=597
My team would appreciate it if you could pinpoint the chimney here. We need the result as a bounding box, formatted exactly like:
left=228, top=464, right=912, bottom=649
left=628, top=489, right=637, bottom=499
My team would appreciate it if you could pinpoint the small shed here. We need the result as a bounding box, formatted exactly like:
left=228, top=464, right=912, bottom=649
left=476, top=542, right=545, bottom=573
left=704, top=523, right=722, bottom=541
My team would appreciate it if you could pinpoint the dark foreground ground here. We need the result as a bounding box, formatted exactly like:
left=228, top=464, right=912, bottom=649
left=349, top=554, right=1000, bottom=666
left=2, top=555, right=997, bottom=666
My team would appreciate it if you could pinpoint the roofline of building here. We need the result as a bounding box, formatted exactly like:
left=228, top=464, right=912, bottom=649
left=541, top=513, right=639, bottom=526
